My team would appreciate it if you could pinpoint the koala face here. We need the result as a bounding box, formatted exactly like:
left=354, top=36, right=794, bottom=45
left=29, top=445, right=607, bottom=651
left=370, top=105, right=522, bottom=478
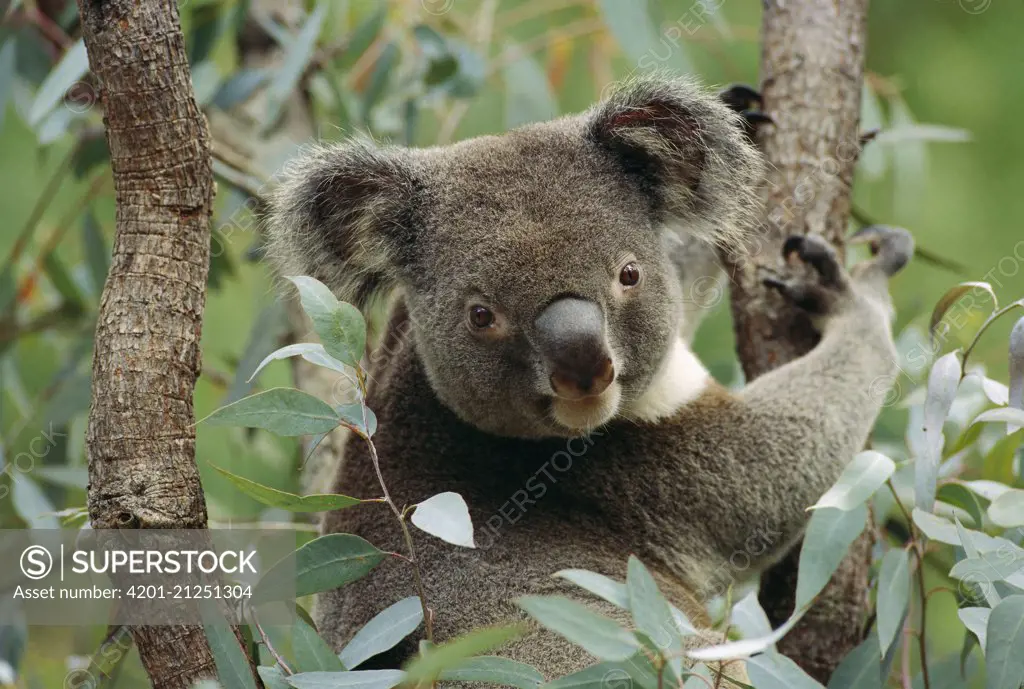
left=268, top=76, right=762, bottom=439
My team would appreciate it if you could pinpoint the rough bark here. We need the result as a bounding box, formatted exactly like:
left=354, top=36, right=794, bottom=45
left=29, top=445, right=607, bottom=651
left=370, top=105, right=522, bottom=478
left=727, top=0, right=873, bottom=681
left=79, top=1, right=225, bottom=686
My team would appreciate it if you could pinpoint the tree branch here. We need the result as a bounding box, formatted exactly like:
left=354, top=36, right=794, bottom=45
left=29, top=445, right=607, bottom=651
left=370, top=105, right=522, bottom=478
left=725, top=0, right=872, bottom=681
left=76, top=0, right=250, bottom=687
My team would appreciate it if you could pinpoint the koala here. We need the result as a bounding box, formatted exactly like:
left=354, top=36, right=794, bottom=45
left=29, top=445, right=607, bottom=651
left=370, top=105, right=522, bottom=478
left=265, top=76, right=910, bottom=682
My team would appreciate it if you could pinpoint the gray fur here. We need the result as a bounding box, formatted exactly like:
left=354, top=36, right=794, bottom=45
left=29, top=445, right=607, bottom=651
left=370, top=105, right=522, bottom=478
left=264, top=75, right=904, bottom=683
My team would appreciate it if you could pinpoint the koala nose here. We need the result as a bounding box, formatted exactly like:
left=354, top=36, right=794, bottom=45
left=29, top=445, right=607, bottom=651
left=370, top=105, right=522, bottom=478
left=534, top=297, right=615, bottom=400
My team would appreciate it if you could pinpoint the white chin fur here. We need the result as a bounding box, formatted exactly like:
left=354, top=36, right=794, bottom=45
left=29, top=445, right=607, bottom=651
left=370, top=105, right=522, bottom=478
left=622, top=338, right=710, bottom=422
left=551, top=384, right=622, bottom=433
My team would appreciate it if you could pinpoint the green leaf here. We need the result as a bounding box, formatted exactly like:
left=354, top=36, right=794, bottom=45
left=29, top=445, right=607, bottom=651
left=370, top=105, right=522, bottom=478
left=248, top=343, right=349, bottom=383
left=988, top=489, right=1024, bottom=528
left=200, top=610, right=259, bottom=689
left=950, top=554, right=1024, bottom=590
left=502, top=43, right=557, bottom=129
left=410, top=492, right=475, bottom=548
left=929, top=283, right=998, bottom=339
left=209, top=464, right=362, bottom=513
left=553, top=570, right=629, bottom=609
left=959, top=607, right=990, bottom=649
left=42, top=253, right=86, bottom=311
left=201, top=388, right=341, bottom=436
left=264, top=3, right=327, bottom=129
left=936, top=482, right=986, bottom=527
left=402, top=626, right=524, bottom=684
left=687, top=612, right=804, bottom=662
left=81, top=211, right=109, bottom=295
left=11, top=474, right=58, bottom=529
left=747, top=653, right=826, bottom=689
left=337, top=404, right=377, bottom=438
left=28, top=39, right=89, bottom=126
left=255, top=534, right=387, bottom=603
left=339, top=597, right=423, bottom=670
left=258, top=666, right=291, bottom=689
left=286, top=276, right=367, bottom=368
left=827, top=632, right=883, bottom=689
left=875, top=124, right=972, bottom=145
left=0, top=39, right=17, bottom=133
left=291, top=616, right=345, bottom=673
left=985, top=595, right=1024, bottom=689
left=973, top=408, right=1024, bottom=428
left=438, top=656, right=543, bottom=689
left=796, top=504, right=868, bottom=609
left=810, top=450, right=895, bottom=511
left=360, top=42, right=399, bottom=125
left=595, top=0, right=688, bottom=72
left=919, top=351, right=961, bottom=512
left=876, top=548, right=911, bottom=656
left=545, top=656, right=658, bottom=689
left=286, top=670, right=405, bottom=689
left=517, top=595, right=639, bottom=662
left=1010, top=317, right=1023, bottom=428
left=626, top=556, right=683, bottom=678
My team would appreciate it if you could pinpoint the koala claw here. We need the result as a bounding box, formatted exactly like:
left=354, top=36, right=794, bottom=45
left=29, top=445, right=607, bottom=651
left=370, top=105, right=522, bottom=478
left=782, top=235, right=844, bottom=288
left=848, top=224, right=914, bottom=277
left=719, top=84, right=772, bottom=141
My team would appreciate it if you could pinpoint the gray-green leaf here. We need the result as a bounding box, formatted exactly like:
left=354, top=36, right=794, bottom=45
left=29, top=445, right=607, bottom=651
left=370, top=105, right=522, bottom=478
left=248, top=343, right=349, bottom=382
left=201, top=388, right=340, bottom=436
left=959, top=607, right=990, bottom=649
left=200, top=608, right=258, bottom=689
left=210, top=464, right=363, bottom=513
left=517, top=595, right=639, bottom=662
left=919, top=351, right=961, bottom=512
left=810, top=450, right=895, bottom=511
left=876, top=548, right=911, bottom=655
left=988, top=489, right=1024, bottom=528
left=286, top=670, right=405, bottom=689
left=796, top=504, right=868, bottom=609
left=255, top=534, right=387, bottom=603
left=438, top=656, right=543, bottom=689
left=339, top=597, right=423, bottom=670
left=626, top=556, right=683, bottom=678
left=553, top=569, right=629, bottom=609
left=28, top=39, right=88, bottom=126
left=411, top=492, right=475, bottom=548
left=746, top=652, right=826, bottom=689
left=402, top=626, right=524, bottom=684
left=827, top=632, right=883, bottom=689
left=985, top=595, right=1024, bottom=689
left=286, top=276, right=367, bottom=368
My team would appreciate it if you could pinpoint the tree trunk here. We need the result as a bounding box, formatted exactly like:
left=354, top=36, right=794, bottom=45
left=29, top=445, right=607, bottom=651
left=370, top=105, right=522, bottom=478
left=728, top=0, right=873, bottom=681
left=79, top=1, right=225, bottom=686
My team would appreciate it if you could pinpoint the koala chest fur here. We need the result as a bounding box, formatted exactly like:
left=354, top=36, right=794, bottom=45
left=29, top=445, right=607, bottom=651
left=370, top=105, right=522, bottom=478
left=267, top=75, right=908, bottom=678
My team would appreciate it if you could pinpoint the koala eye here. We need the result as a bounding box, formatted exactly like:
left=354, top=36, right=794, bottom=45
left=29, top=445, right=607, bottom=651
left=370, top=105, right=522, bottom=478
left=468, top=305, right=495, bottom=329
left=619, top=262, right=641, bottom=287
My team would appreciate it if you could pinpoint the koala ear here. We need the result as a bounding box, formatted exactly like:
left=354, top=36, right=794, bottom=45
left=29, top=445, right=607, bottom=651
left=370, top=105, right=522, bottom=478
left=265, top=139, right=418, bottom=310
left=588, top=76, right=763, bottom=247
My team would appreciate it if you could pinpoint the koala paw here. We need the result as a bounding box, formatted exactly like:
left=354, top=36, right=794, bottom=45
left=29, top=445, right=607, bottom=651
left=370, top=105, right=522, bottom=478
left=718, top=84, right=773, bottom=142
left=762, top=234, right=848, bottom=316
left=848, top=224, right=914, bottom=277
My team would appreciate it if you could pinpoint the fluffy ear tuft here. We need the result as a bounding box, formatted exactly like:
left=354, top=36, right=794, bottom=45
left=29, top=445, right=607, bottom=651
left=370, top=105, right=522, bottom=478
left=588, top=75, right=764, bottom=248
left=264, top=139, right=418, bottom=310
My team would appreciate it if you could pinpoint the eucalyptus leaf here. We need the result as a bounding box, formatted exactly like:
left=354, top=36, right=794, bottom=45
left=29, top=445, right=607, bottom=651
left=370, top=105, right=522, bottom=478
left=517, top=595, right=639, bottom=662
left=988, top=489, right=1024, bottom=528
left=626, top=556, right=683, bottom=678
left=248, top=343, right=349, bottom=382
left=796, top=504, right=868, bottom=609
left=918, top=351, right=961, bottom=512
left=411, top=492, right=475, bottom=548
left=286, top=670, right=405, bottom=689
left=291, top=615, right=345, bottom=672
left=255, top=534, right=387, bottom=603
left=264, top=3, right=327, bottom=129
left=11, top=474, right=58, bottom=529
left=746, top=650, right=826, bottom=689
left=286, top=276, right=367, bottom=368
left=210, top=464, right=363, bottom=513
left=936, top=482, right=986, bottom=527
left=827, top=632, right=883, bottom=689
left=201, top=388, right=341, bottom=436
left=258, top=666, right=291, bottom=689
left=437, top=656, right=543, bottom=689
left=810, top=450, right=895, bottom=511
left=402, top=626, right=524, bottom=684
left=339, top=597, right=423, bottom=670
left=1010, top=317, right=1023, bottom=428
left=985, top=595, right=1024, bottom=689
left=929, top=282, right=998, bottom=339
left=971, top=407, right=1024, bottom=427
left=544, top=656, right=658, bottom=689
left=28, top=39, right=88, bottom=126
left=200, top=608, right=259, bottom=689
left=687, top=612, right=805, bottom=661
left=553, top=569, right=629, bottom=609
left=959, top=607, right=990, bottom=649
left=876, top=548, right=912, bottom=655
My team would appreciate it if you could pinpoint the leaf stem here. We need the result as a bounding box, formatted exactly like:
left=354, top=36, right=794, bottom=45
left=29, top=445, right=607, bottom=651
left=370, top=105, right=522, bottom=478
left=252, top=609, right=293, bottom=675
left=355, top=366, right=434, bottom=642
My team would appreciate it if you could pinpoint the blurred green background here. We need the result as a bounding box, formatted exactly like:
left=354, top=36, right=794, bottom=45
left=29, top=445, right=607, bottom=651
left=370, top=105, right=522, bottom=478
left=0, top=0, right=1020, bottom=686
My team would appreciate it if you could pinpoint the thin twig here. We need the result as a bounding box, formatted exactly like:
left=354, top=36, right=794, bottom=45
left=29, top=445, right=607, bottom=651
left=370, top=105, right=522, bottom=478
left=253, top=610, right=294, bottom=675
